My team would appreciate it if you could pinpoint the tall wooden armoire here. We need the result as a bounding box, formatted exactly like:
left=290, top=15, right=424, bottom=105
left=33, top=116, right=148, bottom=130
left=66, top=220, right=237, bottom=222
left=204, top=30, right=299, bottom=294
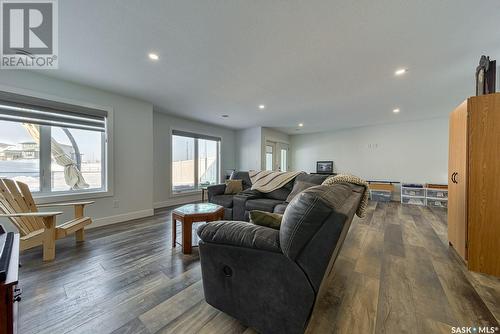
left=448, top=93, right=500, bottom=277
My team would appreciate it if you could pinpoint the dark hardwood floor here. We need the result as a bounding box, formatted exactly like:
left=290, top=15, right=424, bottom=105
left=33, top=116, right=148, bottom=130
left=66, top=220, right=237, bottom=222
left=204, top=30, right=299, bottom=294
left=18, top=201, right=500, bottom=334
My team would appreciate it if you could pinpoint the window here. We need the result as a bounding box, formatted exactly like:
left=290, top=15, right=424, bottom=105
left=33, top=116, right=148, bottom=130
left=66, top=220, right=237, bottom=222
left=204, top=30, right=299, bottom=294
left=0, top=121, right=40, bottom=191
left=198, top=139, right=218, bottom=187
left=51, top=127, right=103, bottom=191
left=265, top=144, right=274, bottom=171
left=172, top=135, right=195, bottom=192
left=280, top=148, right=288, bottom=172
left=0, top=92, right=108, bottom=196
left=172, top=130, right=220, bottom=193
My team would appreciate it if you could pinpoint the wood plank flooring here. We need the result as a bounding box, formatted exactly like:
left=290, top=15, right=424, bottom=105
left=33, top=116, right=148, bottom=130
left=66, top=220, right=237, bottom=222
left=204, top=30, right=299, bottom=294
left=18, top=201, right=500, bottom=334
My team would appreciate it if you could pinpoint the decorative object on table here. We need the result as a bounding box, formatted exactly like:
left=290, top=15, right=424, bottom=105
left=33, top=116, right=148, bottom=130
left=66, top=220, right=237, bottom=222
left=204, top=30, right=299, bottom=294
left=322, top=174, right=369, bottom=217
left=448, top=93, right=500, bottom=277
left=476, top=55, right=496, bottom=96
left=224, top=179, right=243, bottom=194
left=224, top=169, right=235, bottom=180
left=249, top=210, right=283, bottom=230
left=171, top=203, right=224, bottom=254
left=0, top=179, right=94, bottom=261
left=316, top=161, right=334, bottom=174
left=401, top=183, right=426, bottom=206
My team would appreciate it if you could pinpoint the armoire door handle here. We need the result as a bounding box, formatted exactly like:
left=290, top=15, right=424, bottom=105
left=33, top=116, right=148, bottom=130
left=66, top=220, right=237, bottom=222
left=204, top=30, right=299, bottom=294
left=451, top=172, right=458, bottom=184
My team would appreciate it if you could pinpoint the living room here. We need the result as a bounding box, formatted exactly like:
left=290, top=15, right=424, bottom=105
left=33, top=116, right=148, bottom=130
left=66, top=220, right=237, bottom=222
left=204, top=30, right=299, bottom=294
left=0, top=1, right=499, bottom=334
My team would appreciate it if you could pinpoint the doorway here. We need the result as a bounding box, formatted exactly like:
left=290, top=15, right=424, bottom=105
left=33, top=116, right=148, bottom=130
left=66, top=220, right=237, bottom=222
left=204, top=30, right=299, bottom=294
left=265, top=141, right=289, bottom=171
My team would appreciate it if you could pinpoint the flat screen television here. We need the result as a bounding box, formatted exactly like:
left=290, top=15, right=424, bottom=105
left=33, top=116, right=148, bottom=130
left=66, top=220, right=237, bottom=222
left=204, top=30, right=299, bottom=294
left=316, top=161, right=333, bottom=174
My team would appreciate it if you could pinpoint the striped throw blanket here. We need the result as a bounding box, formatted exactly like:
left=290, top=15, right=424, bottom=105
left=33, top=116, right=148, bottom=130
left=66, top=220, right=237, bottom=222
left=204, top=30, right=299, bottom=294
left=249, top=170, right=303, bottom=193
left=322, top=174, right=369, bottom=218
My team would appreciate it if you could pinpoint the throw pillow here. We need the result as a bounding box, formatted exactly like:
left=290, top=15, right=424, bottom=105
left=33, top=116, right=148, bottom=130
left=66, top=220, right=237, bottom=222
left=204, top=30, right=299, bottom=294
left=286, top=181, right=315, bottom=202
left=250, top=210, right=283, bottom=230
left=224, top=179, right=243, bottom=194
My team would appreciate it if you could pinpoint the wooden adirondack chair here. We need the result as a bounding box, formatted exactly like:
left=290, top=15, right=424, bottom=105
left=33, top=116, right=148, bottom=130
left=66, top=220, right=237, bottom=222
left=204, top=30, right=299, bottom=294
left=0, top=178, right=94, bottom=261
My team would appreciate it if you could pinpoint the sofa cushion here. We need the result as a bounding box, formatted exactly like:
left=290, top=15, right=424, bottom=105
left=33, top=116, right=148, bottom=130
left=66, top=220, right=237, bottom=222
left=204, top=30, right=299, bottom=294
left=249, top=210, right=283, bottom=230
left=197, top=220, right=281, bottom=253
left=286, top=180, right=316, bottom=203
left=211, top=194, right=234, bottom=208
left=273, top=203, right=288, bottom=214
left=224, top=179, right=243, bottom=194
left=245, top=198, right=284, bottom=213
left=295, top=173, right=330, bottom=185
left=230, top=171, right=252, bottom=189
left=264, top=180, right=294, bottom=201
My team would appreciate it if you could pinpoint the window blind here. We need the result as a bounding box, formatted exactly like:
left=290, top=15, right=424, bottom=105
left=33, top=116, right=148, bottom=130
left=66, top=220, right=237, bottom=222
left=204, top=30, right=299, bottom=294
left=0, top=91, right=107, bottom=132
left=172, top=129, right=221, bottom=142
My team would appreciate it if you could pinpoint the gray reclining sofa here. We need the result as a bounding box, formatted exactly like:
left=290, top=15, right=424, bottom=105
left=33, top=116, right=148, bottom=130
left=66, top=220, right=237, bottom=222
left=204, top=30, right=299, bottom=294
left=197, top=182, right=365, bottom=334
left=207, top=171, right=329, bottom=220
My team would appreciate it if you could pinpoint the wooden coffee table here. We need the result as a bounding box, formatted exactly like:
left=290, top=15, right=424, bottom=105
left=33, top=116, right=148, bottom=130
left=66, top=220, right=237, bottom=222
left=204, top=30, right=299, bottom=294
left=172, top=203, right=224, bottom=254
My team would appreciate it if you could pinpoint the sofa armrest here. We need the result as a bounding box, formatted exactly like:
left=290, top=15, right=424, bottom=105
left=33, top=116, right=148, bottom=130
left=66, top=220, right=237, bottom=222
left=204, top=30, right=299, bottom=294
left=197, top=221, right=281, bottom=253
left=207, top=183, right=226, bottom=201
left=238, top=188, right=261, bottom=197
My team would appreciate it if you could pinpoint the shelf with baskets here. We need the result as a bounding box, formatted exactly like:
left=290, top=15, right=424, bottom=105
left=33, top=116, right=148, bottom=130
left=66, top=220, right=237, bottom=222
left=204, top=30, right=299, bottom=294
left=401, top=183, right=448, bottom=207
left=426, top=185, right=448, bottom=208
left=401, top=184, right=426, bottom=206
left=368, top=182, right=395, bottom=202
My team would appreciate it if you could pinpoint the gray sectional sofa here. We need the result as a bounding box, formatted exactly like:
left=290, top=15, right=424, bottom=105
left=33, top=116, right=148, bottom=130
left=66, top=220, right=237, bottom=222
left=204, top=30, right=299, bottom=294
left=197, top=182, right=365, bottom=334
left=207, top=171, right=330, bottom=220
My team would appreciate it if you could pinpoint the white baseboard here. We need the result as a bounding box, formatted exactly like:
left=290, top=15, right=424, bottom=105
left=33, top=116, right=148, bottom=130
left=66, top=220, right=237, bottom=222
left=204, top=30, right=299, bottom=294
left=89, top=209, right=155, bottom=229
left=154, top=194, right=200, bottom=209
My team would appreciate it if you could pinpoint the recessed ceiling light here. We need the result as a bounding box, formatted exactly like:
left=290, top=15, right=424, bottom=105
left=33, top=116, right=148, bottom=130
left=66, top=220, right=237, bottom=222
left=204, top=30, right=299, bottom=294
left=221, top=114, right=229, bottom=118
left=393, top=108, right=400, bottom=113
left=298, top=123, right=304, bottom=127
left=258, top=105, right=265, bottom=110
left=395, top=68, right=407, bottom=76
left=148, top=53, right=159, bottom=61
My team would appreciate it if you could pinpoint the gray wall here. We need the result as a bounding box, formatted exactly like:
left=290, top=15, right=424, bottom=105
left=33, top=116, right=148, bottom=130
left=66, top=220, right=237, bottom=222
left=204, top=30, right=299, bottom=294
left=290, top=118, right=449, bottom=184
left=0, top=72, right=239, bottom=230
left=153, top=110, right=237, bottom=208
left=236, top=127, right=262, bottom=171
left=0, top=71, right=154, bottom=230
left=235, top=127, right=290, bottom=171
left=0, top=71, right=451, bottom=232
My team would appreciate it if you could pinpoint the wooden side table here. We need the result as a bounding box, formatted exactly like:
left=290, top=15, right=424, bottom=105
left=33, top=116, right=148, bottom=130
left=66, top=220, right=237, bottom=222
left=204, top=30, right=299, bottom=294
left=172, top=203, right=224, bottom=254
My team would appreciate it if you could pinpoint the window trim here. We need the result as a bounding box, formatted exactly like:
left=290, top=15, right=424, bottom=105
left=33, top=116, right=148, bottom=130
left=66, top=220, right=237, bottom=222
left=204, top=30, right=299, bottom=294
left=170, top=127, right=222, bottom=196
left=0, top=84, right=114, bottom=204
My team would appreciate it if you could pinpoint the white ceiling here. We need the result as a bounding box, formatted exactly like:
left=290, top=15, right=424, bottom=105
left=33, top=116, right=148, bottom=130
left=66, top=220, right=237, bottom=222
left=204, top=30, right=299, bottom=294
left=42, top=0, right=500, bottom=134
